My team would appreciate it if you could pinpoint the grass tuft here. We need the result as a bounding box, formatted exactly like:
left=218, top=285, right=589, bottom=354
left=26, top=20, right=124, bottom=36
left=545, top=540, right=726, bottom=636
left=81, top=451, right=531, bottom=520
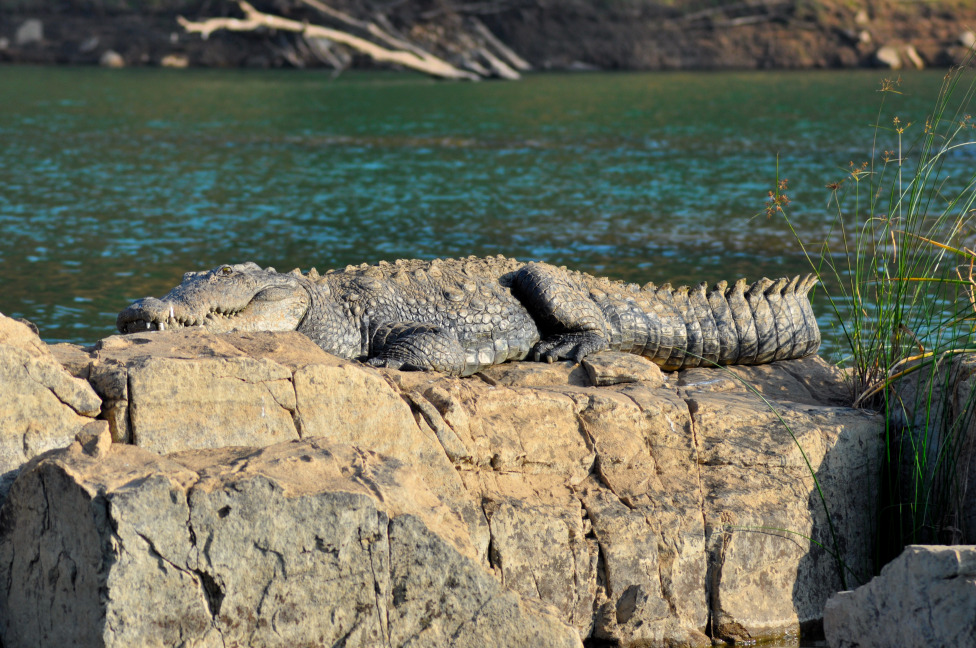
left=777, top=55, right=976, bottom=570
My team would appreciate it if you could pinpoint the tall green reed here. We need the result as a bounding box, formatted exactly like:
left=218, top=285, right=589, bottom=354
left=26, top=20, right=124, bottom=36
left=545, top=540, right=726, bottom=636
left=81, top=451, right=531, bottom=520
left=777, top=58, right=976, bottom=569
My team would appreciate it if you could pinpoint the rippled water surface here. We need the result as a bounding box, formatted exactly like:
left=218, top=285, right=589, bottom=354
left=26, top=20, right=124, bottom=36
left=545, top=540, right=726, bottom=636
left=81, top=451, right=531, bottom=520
left=0, top=66, right=962, bottom=353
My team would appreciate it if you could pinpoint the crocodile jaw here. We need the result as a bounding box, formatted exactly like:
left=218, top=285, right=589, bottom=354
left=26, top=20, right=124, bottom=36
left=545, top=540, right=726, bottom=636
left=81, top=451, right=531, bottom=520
left=117, top=263, right=312, bottom=336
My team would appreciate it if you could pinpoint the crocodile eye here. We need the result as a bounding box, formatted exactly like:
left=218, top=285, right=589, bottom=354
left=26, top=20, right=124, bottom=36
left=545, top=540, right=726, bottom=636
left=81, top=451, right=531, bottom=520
left=220, top=266, right=233, bottom=275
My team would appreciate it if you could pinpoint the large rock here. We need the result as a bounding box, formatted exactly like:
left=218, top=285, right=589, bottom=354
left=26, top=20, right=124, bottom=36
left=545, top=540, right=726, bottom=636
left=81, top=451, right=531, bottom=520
left=386, top=354, right=876, bottom=645
left=54, top=329, right=478, bottom=536
left=0, top=314, right=102, bottom=496
left=0, top=435, right=581, bottom=648
left=691, top=389, right=878, bottom=642
left=23, top=330, right=884, bottom=646
left=824, top=544, right=976, bottom=648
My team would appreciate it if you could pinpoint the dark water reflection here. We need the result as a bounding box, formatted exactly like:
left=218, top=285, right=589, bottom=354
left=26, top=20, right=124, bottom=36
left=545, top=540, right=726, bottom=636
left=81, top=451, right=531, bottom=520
left=0, top=66, right=960, bottom=355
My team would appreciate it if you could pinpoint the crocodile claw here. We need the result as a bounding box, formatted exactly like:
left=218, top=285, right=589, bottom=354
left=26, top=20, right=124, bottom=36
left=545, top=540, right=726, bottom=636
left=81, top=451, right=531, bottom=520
left=532, top=332, right=609, bottom=364
left=367, top=356, right=405, bottom=370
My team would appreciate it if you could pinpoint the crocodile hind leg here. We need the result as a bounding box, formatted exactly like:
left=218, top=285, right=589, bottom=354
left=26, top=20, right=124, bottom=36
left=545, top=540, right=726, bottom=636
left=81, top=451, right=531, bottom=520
left=366, top=321, right=467, bottom=374
left=510, top=262, right=610, bottom=363
left=511, top=262, right=821, bottom=370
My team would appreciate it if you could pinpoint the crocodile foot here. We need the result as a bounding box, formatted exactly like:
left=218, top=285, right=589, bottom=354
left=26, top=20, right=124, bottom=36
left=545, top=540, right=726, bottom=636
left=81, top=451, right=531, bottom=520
left=532, top=332, right=609, bottom=364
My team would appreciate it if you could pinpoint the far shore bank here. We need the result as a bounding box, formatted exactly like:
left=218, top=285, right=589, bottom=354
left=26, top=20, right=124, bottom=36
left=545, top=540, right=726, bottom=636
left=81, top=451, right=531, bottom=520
left=2, top=1, right=975, bottom=77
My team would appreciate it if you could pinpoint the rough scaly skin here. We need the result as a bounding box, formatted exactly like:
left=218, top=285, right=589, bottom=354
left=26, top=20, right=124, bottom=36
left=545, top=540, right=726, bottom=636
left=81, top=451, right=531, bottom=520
left=117, top=255, right=821, bottom=376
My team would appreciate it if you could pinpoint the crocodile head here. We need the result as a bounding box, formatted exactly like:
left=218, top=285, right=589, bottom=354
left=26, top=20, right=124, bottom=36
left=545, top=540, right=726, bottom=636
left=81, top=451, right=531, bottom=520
left=117, top=262, right=312, bottom=335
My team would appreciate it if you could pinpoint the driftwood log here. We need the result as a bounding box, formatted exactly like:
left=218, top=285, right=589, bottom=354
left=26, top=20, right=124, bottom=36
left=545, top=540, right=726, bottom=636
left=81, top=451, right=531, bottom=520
left=178, top=0, right=527, bottom=80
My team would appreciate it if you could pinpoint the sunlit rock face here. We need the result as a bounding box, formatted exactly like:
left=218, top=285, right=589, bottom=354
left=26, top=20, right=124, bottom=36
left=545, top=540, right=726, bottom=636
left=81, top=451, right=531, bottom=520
left=1, top=319, right=883, bottom=646
left=0, top=314, right=102, bottom=497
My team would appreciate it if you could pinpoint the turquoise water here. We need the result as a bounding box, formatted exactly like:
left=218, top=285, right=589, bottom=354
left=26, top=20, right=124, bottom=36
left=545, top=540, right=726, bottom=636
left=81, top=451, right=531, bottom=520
left=0, top=66, right=963, bottom=356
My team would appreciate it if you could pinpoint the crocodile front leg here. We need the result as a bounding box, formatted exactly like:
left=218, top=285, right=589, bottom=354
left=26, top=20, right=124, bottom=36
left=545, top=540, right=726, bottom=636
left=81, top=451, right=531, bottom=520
left=366, top=321, right=467, bottom=375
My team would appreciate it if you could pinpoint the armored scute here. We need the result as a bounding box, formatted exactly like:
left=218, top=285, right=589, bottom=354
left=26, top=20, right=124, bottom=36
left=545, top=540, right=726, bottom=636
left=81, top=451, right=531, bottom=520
left=117, top=255, right=820, bottom=376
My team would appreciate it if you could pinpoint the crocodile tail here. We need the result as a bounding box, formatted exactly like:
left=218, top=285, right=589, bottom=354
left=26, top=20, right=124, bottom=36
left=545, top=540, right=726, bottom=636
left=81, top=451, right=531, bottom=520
left=645, top=274, right=820, bottom=370
left=706, top=274, right=820, bottom=368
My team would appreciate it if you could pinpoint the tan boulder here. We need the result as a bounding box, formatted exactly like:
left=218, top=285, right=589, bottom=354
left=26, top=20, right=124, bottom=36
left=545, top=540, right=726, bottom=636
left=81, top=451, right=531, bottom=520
left=0, top=314, right=102, bottom=495
left=0, top=437, right=582, bottom=648
left=159, top=53, right=189, bottom=68
left=410, top=372, right=595, bottom=482
left=57, top=328, right=486, bottom=556
left=688, top=387, right=880, bottom=643
left=99, top=49, right=125, bottom=67
left=874, top=43, right=925, bottom=70
left=128, top=355, right=299, bottom=453
left=479, top=358, right=590, bottom=387
left=678, top=355, right=851, bottom=406
left=875, top=44, right=903, bottom=68
left=29, top=330, right=883, bottom=646
left=54, top=329, right=256, bottom=443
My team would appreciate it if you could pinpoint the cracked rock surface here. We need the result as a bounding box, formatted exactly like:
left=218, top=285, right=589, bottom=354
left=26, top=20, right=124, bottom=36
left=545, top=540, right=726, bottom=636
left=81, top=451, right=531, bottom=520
left=0, top=437, right=579, bottom=647
left=0, top=315, right=102, bottom=497
left=0, top=321, right=885, bottom=647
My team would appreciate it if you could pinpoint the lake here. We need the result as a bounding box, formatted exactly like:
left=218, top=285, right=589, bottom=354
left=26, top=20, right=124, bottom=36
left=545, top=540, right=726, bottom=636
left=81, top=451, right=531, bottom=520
left=0, top=65, right=964, bottom=359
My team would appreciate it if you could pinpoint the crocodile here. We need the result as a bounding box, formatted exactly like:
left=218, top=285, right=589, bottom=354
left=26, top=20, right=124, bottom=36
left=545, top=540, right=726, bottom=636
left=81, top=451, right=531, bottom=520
left=116, top=255, right=820, bottom=376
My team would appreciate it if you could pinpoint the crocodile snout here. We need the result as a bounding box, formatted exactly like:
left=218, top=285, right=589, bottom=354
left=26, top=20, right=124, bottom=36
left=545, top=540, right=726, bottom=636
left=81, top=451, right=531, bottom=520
left=117, top=297, right=174, bottom=333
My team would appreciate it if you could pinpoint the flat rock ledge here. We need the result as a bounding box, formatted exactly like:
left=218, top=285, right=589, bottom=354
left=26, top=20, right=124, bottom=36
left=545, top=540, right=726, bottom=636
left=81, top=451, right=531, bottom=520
left=824, top=544, right=976, bottom=648
left=0, top=317, right=884, bottom=647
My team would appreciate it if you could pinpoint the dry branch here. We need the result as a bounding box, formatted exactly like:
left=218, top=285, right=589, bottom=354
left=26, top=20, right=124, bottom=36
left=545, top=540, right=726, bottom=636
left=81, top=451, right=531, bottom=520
left=296, top=0, right=433, bottom=61
left=474, top=45, right=519, bottom=79
left=178, top=0, right=480, bottom=80
left=469, top=17, right=530, bottom=71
